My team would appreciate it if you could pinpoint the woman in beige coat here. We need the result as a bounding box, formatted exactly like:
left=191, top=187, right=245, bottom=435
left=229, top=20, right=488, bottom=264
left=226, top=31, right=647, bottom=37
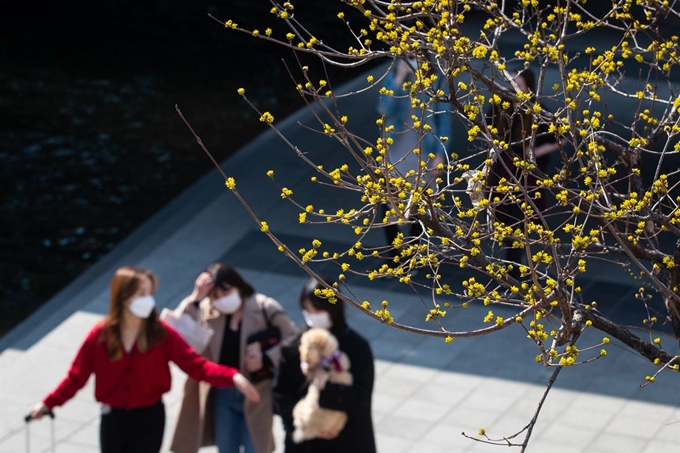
left=170, top=263, right=296, bottom=453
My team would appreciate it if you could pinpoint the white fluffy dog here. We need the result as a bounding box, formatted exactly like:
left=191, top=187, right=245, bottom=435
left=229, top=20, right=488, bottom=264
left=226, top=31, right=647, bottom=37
left=292, top=328, right=353, bottom=443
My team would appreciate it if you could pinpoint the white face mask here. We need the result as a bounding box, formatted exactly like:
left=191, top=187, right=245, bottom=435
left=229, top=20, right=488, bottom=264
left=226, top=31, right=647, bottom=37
left=303, top=310, right=332, bottom=330
left=128, top=295, right=156, bottom=319
left=213, top=292, right=242, bottom=314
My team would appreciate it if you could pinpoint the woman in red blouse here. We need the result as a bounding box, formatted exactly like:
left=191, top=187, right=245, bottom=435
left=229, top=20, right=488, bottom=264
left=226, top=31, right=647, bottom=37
left=28, top=266, right=260, bottom=453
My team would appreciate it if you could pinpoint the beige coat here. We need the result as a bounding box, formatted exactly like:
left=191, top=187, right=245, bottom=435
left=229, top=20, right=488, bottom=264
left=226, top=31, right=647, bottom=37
left=169, top=293, right=295, bottom=453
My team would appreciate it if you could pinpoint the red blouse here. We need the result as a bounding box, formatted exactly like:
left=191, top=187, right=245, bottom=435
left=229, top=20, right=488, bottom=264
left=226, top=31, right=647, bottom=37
left=43, top=321, right=237, bottom=410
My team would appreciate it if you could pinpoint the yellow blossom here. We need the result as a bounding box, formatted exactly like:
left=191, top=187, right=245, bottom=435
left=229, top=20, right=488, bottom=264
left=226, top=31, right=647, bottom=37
left=259, top=112, right=274, bottom=123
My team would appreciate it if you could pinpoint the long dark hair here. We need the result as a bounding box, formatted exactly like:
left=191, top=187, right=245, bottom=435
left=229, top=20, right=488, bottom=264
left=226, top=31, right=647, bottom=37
left=299, top=276, right=346, bottom=333
left=488, top=68, right=538, bottom=153
left=206, top=263, right=255, bottom=300
left=100, top=266, right=165, bottom=360
left=516, top=68, right=536, bottom=97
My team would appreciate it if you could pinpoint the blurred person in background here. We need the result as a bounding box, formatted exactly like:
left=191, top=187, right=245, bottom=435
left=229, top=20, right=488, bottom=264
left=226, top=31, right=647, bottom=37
left=273, top=276, right=376, bottom=453
left=170, top=263, right=295, bottom=453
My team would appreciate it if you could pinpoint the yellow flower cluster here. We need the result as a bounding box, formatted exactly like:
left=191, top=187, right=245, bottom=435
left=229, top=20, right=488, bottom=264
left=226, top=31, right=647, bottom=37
left=425, top=305, right=446, bottom=322
left=375, top=300, right=394, bottom=324
left=463, top=277, right=486, bottom=298
left=313, top=286, right=338, bottom=304
left=259, top=112, right=274, bottom=123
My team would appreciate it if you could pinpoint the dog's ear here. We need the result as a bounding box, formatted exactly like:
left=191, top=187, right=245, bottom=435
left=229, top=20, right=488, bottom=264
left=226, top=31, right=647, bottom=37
left=302, top=336, right=320, bottom=366
left=299, top=340, right=314, bottom=365
left=323, top=332, right=339, bottom=356
left=298, top=342, right=307, bottom=363
left=307, top=347, right=320, bottom=367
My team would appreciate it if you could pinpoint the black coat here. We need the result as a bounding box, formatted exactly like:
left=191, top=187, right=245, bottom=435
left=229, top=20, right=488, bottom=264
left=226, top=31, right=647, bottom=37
left=485, top=102, right=557, bottom=224
left=273, top=325, right=377, bottom=453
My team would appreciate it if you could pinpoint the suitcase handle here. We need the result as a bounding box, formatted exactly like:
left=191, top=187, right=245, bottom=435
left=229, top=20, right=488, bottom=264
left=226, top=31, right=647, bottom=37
left=24, top=411, right=55, bottom=423
left=24, top=411, right=56, bottom=453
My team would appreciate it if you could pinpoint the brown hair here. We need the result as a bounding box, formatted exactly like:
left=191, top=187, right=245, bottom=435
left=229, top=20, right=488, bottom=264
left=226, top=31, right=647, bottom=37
left=99, top=266, right=165, bottom=360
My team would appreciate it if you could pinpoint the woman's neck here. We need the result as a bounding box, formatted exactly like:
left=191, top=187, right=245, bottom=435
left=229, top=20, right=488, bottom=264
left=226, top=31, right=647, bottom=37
left=119, top=310, right=144, bottom=352
left=121, top=310, right=144, bottom=333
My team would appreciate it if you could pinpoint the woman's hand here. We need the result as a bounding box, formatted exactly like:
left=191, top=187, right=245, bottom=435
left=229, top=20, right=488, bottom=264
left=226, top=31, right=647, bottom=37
left=317, top=431, right=340, bottom=440
left=28, top=402, right=49, bottom=420
left=244, top=343, right=263, bottom=373
left=233, top=373, right=261, bottom=403
left=189, top=272, right=213, bottom=303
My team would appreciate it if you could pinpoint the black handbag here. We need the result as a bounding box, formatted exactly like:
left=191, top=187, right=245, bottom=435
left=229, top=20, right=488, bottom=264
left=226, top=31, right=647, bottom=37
left=246, top=302, right=282, bottom=382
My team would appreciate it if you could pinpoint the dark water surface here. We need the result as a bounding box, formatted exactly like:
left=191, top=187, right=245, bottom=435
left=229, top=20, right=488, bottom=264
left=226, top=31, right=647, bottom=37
left=0, top=1, right=368, bottom=336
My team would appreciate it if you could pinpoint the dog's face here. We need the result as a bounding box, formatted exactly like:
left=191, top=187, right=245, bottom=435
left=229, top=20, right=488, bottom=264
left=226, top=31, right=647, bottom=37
left=299, top=328, right=339, bottom=372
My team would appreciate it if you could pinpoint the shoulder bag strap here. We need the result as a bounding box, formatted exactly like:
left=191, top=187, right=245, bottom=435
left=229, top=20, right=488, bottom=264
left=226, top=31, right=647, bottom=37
left=259, top=296, right=284, bottom=328
left=260, top=298, right=272, bottom=328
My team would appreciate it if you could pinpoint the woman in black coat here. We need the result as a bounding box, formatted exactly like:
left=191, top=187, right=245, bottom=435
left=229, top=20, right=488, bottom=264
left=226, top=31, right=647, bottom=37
left=486, top=69, right=561, bottom=276
left=273, top=277, right=377, bottom=453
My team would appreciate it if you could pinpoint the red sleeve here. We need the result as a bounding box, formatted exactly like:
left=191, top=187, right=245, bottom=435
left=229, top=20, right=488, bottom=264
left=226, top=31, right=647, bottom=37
left=162, top=322, right=237, bottom=388
left=43, top=325, right=98, bottom=409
